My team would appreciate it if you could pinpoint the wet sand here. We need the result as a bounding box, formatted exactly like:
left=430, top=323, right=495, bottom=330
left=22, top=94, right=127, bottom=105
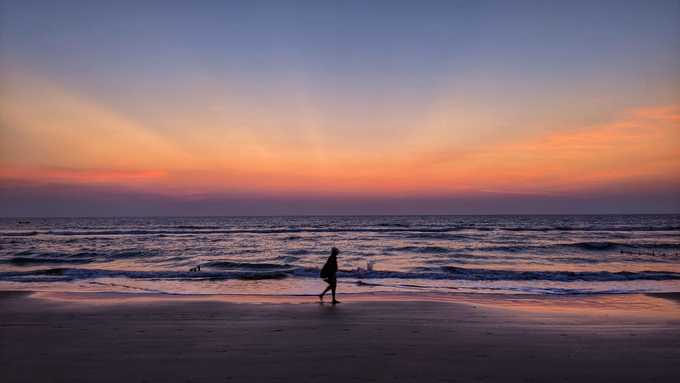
left=1, top=291, right=679, bottom=383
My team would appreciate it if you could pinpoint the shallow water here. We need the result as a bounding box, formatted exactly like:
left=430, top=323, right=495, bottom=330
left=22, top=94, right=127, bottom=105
left=1, top=215, right=679, bottom=295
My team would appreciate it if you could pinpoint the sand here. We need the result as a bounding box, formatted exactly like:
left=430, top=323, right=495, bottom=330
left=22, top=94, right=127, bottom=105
left=1, top=291, right=679, bottom=383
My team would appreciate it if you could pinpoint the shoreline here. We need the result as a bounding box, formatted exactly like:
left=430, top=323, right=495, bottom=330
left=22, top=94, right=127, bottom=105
left=4, top=288, right=680, bottom=306
left=3, top=289, right=680, bottom=324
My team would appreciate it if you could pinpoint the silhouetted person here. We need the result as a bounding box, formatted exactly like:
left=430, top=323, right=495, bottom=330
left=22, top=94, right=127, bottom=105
left=319, top=247, right=340, bottom=304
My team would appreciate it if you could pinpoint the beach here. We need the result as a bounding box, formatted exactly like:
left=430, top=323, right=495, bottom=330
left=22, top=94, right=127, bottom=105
left=2, top=0, right=679, bottom=381
left=2, top=291, right=679, bottom=383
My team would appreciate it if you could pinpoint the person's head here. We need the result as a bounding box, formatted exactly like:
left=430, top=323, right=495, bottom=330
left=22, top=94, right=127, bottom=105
left=331, top=247, right=340, bottom=257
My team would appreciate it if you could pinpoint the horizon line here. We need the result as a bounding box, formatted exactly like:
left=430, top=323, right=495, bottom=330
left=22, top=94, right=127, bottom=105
left=3, top=213, right=680, bottom=219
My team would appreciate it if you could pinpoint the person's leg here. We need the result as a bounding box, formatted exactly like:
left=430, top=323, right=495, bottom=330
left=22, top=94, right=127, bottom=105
left=319, top=280, right=332, bottom=301
left=331, top=279, right=339, bottom=303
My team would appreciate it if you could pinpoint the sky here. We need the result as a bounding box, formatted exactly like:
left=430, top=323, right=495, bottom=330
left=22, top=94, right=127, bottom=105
left=1, top=0, right=679, bottom=216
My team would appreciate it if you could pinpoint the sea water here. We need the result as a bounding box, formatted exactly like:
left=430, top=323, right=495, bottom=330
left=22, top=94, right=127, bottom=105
left=1, top=215, right=679, bottom=295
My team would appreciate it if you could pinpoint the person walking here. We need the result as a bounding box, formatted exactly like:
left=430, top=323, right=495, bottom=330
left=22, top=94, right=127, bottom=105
left=319, top=247, right=340, bottom=304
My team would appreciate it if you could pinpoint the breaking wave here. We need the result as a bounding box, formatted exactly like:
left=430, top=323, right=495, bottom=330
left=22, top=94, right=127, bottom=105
left=3, top=265, right=679, bottom=284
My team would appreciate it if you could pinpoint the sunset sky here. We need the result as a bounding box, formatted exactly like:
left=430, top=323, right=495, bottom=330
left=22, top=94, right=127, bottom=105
left=1, top=0, right=679, bottom=215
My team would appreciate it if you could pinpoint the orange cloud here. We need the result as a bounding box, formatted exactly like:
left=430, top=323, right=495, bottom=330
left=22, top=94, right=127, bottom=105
left=0, top=167, right=167, bottom=185
left=407, top=105, right=680, bottom=194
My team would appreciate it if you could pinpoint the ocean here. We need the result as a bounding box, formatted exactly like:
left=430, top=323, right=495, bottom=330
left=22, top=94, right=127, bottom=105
left=1, top=215, right=679, bottom=296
